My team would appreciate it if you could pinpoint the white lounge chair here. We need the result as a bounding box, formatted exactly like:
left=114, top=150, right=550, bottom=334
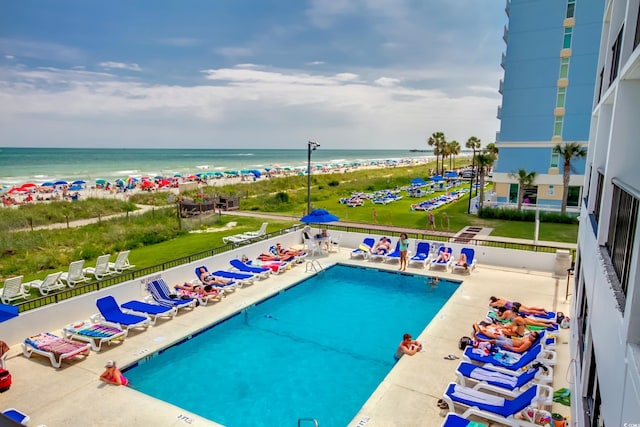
left=23, top=272, right=65, bottom=296
left=2, top=408, right=30, bottom=426
left=108, top=250, right=135, bottom=273
left=84, top=254, right=114, bottom=280
left=329, top=233, right=342, bottom=253
left=1, top=276, right=28, bottom=304
left=60, top=260, right=90, bottom=287
left=241, top=222, right=268, bottom=239
left=62, top=320, right=127, bottom=351
left=22, top=332, right=90, bottom=368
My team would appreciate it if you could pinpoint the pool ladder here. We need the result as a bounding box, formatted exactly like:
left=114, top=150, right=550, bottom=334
left=305, top=259, right=324, bottom=274
left=298, top=418, right=319, bottom=427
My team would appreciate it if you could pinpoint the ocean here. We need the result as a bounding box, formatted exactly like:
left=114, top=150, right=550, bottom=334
left=0, top=147, right=438, bottom=186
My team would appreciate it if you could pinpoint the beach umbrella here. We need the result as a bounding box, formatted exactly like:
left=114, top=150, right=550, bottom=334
left=71, top=180, right=86, bottom=185
left=41, top=182, right=55, bottom=187
left=96, top=179, right=107, bottom=185
left=141, top=181, right=154, bottom=189
left=213, top=172, right=224, bottom=177
left=249, top=169, right=261, bottom=178
left=158, top=179, right=171, bottom=187
left=8, top=187, right=26, bottom=194
left=68, top=184, right=83, bottom=191
left=54, top=180, right=68, bottom=186
left=20, top=183, right=37, bottom=189
left=173, top=173, right=182, bottom=177
left=444, top=171, right=459, bottom=179
left=411, top=177, right=427, bottom=185
left=300, top=209, right=340, bottom=224
left=431, top=175, right=444, bottom=182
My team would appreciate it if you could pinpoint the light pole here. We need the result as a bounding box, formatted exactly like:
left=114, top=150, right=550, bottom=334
left=307, top=141, right=320, bottom=215
left=467, top=148, right=476, bottom=214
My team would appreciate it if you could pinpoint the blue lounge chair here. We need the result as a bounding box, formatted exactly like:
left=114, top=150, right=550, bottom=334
left=121, top=299, right=178, bottom=325
left=440, top=413, right=485, bottom=427
left=195, top=266, right=241, bottom=290
left=146, top=279, right=198, bottom=310
left=451, top=247, right=477, bottom=274
left=442, top=382, right=545, bottom=427
left=429, top=246, right=453, bottom=270
left=2, top=408, right=30, bottom=426
left=229, top=259, right=271, bottom=279
left=408, top=241, right=431, bottom=268
left=211, top=270, right=254, bottom=286
left=383, top=242, right=402, bottom=263
left=369, top=238, right=393, bottom=262
left=351, top=237, right=375, bottom=259
left=462, top=343, right=555, bottom=371
left=455, top=361, right=552, bottom=395
left=95, top=296, right=150, bottom=334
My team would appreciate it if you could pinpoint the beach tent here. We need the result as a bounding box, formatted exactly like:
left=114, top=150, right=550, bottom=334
left=411, top=177, right=427, bottom=185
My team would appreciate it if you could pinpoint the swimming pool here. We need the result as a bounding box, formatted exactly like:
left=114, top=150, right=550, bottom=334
left=125, top=264, right=459, bottom=427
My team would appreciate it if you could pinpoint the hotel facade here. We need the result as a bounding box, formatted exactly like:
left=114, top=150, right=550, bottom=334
left=572, top=0, right=640, bottom=425
left=493, top=0, right=603, bottom=208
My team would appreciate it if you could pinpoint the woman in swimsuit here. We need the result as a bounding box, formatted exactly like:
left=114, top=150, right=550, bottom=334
left=100, top=360, right=128, bottom=386
left=398, top=233, right=409, bottom=271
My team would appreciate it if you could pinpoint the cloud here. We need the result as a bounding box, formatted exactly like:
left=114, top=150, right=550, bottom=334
left=374, top=77, right=400, bottom=87
left=0, top=38, right=84, bottom=62
left=307, top=61, right=326, bottom=66
left=98, top=61, right=142, bottom=72
left=4, top=55, right=14, bottom=60
left=0, top=63, right=500, bottom=148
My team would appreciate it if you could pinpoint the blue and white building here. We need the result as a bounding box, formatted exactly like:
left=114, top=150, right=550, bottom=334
left=492, top=0, right=603, bottom=208
left=572, top=0, right=640, bottom=425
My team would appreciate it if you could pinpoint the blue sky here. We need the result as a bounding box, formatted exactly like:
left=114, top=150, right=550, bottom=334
left=0, top=1, right=507, bottom=149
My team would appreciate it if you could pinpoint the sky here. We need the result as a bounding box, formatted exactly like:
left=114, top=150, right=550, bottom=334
left=0, top=1, right=507, bottom=150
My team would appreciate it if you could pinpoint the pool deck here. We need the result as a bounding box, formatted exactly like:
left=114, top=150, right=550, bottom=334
left=1, top=249, right=572, bottom=427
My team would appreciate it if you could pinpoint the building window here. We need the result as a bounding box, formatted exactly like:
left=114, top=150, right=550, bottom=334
left=568, top=186, right=581, bottom=207
left=593, top=171, right=604, bottom=224
left=606, top=183, right=638, bottom=305
left=566, top=0, right=575, bottom=19
left=610, top=26, right=624, bottom=84
left=559, top=58, right=570, bottom=79
left=585, top=350, right=604, bottom=427
left=563, top=27, right=573, bottom=49
left=577, top=273, right=587, bottom=365
left=509, top=183, right=518, bottom=204
left=597, top=67, right=604, bottom=102
left=551, top=153, right=560, bottom=168
left=556, top=87, right=567, bottom=108
left=553, top=117, right=564, bottom=137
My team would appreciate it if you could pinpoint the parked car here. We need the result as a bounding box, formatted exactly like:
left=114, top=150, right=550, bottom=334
left=461, top=170, right=475, bottom=179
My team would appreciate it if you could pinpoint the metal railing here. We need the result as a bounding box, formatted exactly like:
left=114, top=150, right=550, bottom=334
left=13, top=223, right=573, bottom=313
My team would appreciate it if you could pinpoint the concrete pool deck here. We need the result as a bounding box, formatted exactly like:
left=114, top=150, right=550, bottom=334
left=0, top=249, right=572, bottom=427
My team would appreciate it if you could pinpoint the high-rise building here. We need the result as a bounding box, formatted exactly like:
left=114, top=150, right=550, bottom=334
left=493, top=0, right=602, bottom=209
left=572, top=0, right=640, bottom=425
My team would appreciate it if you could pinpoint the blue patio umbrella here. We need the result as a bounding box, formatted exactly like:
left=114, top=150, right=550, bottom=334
left=41, top=182, right=55, bottom=187
left=300, top=209, right=340, bottom=224
left=95, top=179, right=107, bottom=185
left=431, top=175, right=444, bottom=182
left=444, top=171, right=459, bottom=179
left=411, top=177, right=427, bottom=185
left=249, top=169, right=262, bottom=177
left=54, top=180, right=68, bottom=186
left=72, top=179, right=86, bottom=185
left=68, top=184, right=83, bottom=191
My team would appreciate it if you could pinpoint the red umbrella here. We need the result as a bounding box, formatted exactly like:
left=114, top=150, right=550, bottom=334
left=20, top=183, right=37, bottom=188
left=158, top=179, right=171, bottom=187
left=141, top=181, right=155, bottom=189
left=8, top=188, right=26, bottom=194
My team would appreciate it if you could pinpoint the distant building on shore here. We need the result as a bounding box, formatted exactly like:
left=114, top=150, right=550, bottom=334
left=572, top=0, right=640, bottom=425
left=492, top=0, right=602, bottom=209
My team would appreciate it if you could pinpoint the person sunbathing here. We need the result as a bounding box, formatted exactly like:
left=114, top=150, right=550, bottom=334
left=491, top=332, right=539, bottom=353
left=455, top=252, right=468, bottom=269
left=175, top=282, right=220, bottom=297
left=196, top=267, right=232, bottom=286
left=495, top=306, right=518, bottom=322
left=474, top=320, right=525, bottom=339
left=434, top=247, right=452, bottom=263
left=372, top=237, right=391, bottom=255
left=489, top=296, right=548, bottom=315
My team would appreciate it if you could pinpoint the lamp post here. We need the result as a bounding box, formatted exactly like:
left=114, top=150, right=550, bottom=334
left=307, top=141, right=320, bottom=215
left=467, top=148, right=477, bottom=214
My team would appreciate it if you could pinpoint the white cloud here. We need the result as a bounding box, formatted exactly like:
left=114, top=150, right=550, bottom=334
left=374, top=77, right=400, bottom=87
left=307, top=61, right=326, bottom=66
left=4, top=55, right=14, bottom=60
left=98, top=61, right=142, bottom=72
left=0, top=64, right=499, bottom=148
left=0, top=38, right=85, bottom=62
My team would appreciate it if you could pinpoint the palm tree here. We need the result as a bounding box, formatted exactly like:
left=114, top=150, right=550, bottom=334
left=465, top=136, right=482, bottom=213
left=474, top=152, right=495, bottom=208
left=509, top=168, right=537, bottom=211
left=448, top=140, right=461, bottom=170
left=428, top=132, right=446, bottom=176
left=485, top=142, right=499, bottom=160
left=553, top=142, right=588, bottom=215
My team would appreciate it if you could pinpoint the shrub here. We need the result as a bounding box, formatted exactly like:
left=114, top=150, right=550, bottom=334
left=478, top=207, right=578, bottom=224
left=328, top=180, right=340, bottom=187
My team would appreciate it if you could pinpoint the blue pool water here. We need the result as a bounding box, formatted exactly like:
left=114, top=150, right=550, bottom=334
left=125, top=265, right=459, bottom=427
